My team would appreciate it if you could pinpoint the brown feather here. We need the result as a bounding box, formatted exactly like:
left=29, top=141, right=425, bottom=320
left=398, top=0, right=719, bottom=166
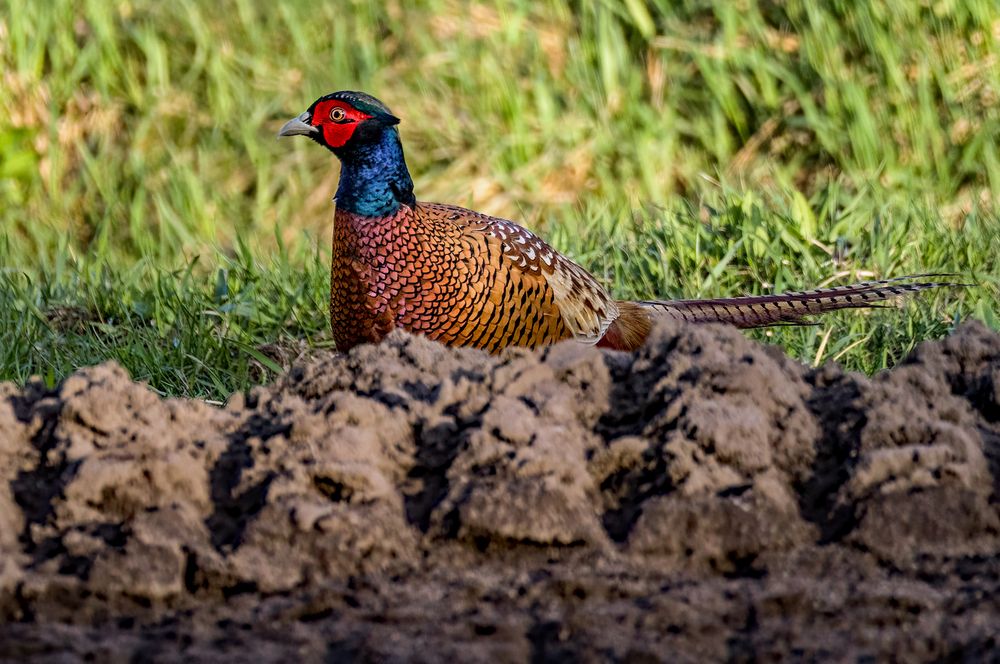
left=596, top=302, right=654, bottom=351
left=636, top=276, right=955, bottom=329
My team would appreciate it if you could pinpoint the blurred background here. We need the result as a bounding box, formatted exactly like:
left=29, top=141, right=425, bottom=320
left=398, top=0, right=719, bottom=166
left=1, top=0, right=998, bottom=398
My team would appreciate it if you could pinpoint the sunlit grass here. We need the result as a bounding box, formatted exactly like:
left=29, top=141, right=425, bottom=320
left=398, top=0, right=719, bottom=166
left=1, top=0, right=998, bottom=399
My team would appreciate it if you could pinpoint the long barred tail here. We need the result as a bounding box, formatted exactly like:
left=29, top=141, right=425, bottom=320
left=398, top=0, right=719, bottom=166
left=634, top=274, right=959, bottom=329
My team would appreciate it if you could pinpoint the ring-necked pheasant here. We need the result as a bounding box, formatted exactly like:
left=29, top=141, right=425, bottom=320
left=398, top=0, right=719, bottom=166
left=279, top=90, right=951, bottom=353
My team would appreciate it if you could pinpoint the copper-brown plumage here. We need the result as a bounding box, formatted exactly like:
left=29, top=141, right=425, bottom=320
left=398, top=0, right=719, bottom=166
left=280, top=91, right=954, bottom=354
left=329, top=203, right=576, bottom=352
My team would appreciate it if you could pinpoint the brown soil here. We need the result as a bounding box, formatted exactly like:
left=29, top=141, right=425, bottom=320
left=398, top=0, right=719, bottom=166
left=1, top=320, right=998, bottom=662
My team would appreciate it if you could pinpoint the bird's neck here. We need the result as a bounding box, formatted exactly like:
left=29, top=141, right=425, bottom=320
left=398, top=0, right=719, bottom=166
left=334, top=127, right=415, bottom=217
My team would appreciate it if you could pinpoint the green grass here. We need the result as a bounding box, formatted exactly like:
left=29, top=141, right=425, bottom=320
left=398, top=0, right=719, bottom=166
left=2, top=0, right=998, bottom=400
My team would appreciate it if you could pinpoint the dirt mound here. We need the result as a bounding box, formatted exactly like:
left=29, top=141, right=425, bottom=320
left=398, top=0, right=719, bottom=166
left=1, top=320, right=998, bottom=662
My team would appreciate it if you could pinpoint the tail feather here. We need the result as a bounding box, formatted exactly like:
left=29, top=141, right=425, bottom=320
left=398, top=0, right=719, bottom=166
left=635, top=275, right=958, bottom=329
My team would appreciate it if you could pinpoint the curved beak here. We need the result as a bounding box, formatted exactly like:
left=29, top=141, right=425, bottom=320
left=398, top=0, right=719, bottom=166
left=277, top=111, right=318, bottom=138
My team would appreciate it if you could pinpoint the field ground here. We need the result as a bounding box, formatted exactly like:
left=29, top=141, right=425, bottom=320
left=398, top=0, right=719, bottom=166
left=2, top=318, right=998, bottom=660
left=2, top=1, right=998, bottom=400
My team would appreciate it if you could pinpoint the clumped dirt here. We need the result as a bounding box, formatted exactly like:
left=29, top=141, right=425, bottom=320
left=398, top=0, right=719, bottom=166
left=0, top=320, right=998, bottom=662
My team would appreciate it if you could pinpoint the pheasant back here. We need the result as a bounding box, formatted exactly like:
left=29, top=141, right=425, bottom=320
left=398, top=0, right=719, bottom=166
left=330, top=203, right=587, bottom=352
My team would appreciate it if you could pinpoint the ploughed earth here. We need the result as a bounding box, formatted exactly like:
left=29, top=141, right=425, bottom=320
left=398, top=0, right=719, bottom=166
left=0, top=320, right=998, bottom=662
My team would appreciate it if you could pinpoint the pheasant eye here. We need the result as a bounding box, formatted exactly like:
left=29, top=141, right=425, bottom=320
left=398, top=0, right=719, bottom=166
left=330, top=107, right=347, bottom=122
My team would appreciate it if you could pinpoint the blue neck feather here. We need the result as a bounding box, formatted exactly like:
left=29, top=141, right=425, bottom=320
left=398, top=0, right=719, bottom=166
left=334, top=127, right=415, bottom=217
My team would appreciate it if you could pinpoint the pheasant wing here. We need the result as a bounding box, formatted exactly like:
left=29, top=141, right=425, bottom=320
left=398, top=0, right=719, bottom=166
left=418, top=203, right=619, bottom=345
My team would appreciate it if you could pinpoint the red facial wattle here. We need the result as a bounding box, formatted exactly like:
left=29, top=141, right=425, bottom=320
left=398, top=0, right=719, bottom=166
left=311, top=100, right=372, bottom=148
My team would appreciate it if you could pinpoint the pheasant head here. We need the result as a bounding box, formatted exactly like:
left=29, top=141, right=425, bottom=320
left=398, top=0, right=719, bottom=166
left=279, top=90, right=414, bottom=216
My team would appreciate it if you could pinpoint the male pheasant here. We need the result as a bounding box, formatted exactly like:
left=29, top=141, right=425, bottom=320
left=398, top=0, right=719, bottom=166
left=279, top=90, right=949, bottom=353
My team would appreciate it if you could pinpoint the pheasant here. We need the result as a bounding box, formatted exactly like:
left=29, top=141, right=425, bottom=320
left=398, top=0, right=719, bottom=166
left=279, top=90, right=951, bottom=353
